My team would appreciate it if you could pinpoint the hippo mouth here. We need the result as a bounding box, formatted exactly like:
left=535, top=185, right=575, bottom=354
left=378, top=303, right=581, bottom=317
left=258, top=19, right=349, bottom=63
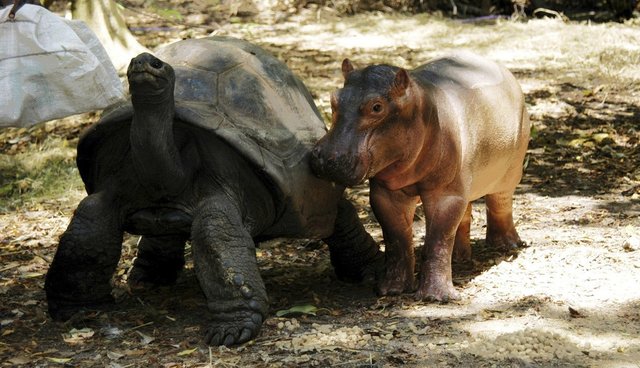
left=310, top=153, right=370, bottom=187
left=310, top=132, right=372, bottom=187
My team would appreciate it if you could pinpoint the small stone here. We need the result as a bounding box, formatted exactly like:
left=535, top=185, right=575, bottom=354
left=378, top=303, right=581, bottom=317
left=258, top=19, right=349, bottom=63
left=623, top=236, right=640, bottom=252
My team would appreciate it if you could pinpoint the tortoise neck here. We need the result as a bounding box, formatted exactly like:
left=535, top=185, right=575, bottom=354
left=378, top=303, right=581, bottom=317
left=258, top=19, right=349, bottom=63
left=130, top=95, right=187, bottom=198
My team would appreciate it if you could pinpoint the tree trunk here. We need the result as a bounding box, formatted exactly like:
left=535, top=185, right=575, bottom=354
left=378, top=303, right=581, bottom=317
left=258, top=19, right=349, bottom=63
left=72, top=0, right=148, bottom=72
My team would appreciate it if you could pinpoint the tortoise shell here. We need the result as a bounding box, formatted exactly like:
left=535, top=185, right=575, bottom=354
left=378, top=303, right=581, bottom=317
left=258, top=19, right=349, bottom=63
left=78, top=36, right=342, bottom=238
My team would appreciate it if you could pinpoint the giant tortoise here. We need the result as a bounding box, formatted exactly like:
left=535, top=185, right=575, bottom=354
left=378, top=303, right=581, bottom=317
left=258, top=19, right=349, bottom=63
left=45, top=36, right=381, bottom=346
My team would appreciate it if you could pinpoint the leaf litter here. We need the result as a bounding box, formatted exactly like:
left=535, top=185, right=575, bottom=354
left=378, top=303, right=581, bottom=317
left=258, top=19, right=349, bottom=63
left=1, top=3, right=640, bottom=367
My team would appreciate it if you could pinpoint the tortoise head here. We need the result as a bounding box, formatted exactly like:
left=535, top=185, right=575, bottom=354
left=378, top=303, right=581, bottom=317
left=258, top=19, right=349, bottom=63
left=127, top=53, right=175, bottom=104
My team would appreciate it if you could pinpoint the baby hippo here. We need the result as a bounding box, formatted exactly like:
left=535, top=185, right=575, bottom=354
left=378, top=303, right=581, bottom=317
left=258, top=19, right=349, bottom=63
left=311, top=52, right=529, bottom=301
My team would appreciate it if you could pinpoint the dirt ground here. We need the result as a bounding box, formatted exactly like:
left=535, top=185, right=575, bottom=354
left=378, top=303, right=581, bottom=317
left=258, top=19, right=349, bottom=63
left=1, top=4, right=640, bottom=368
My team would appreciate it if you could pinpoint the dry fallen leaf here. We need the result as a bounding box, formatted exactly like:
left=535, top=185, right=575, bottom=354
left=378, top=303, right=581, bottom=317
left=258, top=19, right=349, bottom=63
left=46, top=357, right=72, bottom=364
left=62, top=328, right=95, bottom=344
left=107, top=351, right=125, bottom=360
left=176, top=347, right=198, bottom=356
left=136, top=331, right=155, bottom=345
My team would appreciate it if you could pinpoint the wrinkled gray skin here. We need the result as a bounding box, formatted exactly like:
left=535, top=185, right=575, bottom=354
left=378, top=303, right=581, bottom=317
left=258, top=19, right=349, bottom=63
left=44, top=37, right=381, bottom=347
left=311, top=52, right=529, bottom=302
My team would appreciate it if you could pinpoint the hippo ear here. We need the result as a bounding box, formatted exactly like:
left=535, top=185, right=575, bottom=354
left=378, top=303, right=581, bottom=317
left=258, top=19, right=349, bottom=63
left=391, top=68, right=410, bottom=98
left=342, top=59, right=355, bottom=79
left=330, top=91, right=339, bottom=111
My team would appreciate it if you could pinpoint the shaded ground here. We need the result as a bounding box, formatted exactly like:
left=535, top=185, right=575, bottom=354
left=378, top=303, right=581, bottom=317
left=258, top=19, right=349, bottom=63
left=1, top=6, right=640, bottom=368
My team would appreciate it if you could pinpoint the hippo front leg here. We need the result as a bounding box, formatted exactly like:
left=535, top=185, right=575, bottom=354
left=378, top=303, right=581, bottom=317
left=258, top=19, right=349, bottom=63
left=416, top=194, right=468, bottom=302
left=370, top=181, right=420, bottom=295
left=45, top=192, right=124, bottom=320
left=191, top=194, right=267, bottom=346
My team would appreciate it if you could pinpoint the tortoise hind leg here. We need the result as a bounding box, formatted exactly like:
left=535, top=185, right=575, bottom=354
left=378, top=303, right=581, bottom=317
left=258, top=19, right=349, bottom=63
left=128, top=235, right=188, bottom=289
left=191, top=193, right=268, bottom=346
left=323, top=197, right=383, bottom=282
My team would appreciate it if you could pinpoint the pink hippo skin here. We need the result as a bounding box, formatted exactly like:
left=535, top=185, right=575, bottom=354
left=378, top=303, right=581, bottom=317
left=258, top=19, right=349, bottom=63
left=310, top=51, right=530, bottom=301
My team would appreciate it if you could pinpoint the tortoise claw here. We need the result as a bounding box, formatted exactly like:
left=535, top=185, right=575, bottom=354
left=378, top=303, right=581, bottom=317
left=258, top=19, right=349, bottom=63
left=204, top=312, right=263, bottom=346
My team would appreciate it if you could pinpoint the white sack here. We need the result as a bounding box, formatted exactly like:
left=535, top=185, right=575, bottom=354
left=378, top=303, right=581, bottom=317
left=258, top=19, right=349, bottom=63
left=0, top=5, right=125, bottom=128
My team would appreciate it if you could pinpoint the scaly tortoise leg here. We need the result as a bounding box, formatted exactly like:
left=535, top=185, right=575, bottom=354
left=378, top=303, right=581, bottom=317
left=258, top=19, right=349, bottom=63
left=45, top=192, right=123, bottom=320
left=323, top=197, right=383, bottom=282
left=191, top=193, right=267, bottom=346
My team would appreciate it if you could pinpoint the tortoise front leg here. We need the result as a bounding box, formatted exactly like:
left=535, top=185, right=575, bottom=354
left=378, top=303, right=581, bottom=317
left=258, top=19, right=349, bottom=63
left=191, top=194, right=267, bottom=346
left=45, top=192, right=123, bottom=320
left=323, top=197, right=382, bottom=282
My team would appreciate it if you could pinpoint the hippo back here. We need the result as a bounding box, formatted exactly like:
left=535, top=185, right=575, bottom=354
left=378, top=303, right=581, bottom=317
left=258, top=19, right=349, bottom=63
left=411, top=51, right=529, bottom=199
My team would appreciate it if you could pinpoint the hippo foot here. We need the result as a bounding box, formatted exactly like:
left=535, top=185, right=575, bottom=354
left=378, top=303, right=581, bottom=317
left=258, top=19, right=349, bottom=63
left=376, top=268, right=414, bottom=296
left=47, top=295, right=115, bottom=321
left=414, top=282, right=460, bottom=302
left=452, top=243, right=472, bottom=264
left=204, top=311, right=264, bottom=346
left=486, top=234, right=527, bottom=252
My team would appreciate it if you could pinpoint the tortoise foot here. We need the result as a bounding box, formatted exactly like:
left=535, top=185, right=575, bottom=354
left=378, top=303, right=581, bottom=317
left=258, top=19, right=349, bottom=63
left=334, top=250, right=384, bottom=283
left=204, top=309, right=264, bottom=346
left=128, top=262, right=180, bottom=289
left=47, top=295, right=115, bottom=321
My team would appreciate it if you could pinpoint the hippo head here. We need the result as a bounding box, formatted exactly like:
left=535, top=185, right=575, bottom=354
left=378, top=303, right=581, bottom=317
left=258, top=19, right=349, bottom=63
left=311, top=59, right=426, bottom=188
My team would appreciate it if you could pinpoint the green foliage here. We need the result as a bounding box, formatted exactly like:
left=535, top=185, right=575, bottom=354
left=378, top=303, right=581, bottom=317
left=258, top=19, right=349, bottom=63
left=0, top=139, right=83, bottom=211
left=142, top=0, right=184, bottom=20
left=153, top=7, right=183, bottom=21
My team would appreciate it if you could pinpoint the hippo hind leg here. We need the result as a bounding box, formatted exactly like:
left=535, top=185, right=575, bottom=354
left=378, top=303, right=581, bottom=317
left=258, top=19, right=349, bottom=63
left=485, top=191, right=525, bottom=250
left=452, top=203, right=473, bottom=263
left=128, top=235, right=188, bottom=289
